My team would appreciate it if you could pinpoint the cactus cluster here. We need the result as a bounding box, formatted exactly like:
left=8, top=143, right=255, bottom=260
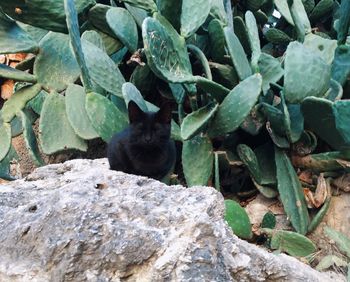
left=0, top=0, right=350, bottom=258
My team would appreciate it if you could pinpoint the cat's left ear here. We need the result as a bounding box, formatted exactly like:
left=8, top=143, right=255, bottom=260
left=156, top=103, right=172, bottom=124
left=128, top=101, right=144, bottom=123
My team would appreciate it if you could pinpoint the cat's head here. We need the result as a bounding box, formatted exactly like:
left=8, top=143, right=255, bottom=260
left=128, top=101, right=172, bottom=147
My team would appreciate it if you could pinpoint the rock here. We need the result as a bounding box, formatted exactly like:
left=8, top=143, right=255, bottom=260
left=0, top=159, right=345, bottom=281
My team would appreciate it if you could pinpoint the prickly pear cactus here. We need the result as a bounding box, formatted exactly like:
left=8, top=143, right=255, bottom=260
left=0, top=0, right=349, bottom=259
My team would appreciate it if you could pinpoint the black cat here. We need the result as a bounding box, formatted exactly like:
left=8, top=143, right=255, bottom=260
left=107, top=101, right=176, bottom=181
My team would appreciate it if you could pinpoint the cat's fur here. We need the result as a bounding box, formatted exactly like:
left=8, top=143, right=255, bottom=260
left=107, top=101, right=176, bottom=180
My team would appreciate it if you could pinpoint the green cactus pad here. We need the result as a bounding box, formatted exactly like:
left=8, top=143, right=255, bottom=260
left=18, top=110, right=44, bottom=167
left=224, top=199, right=253, bottom=239
left=182, top=135, right=213, bottom=186
left=81, top=30, right=105, bottom=50
left=209, top=62, right=239, bottom=89
left=286, top=104, right=304, bottom=143
left=240, top=105, right=266, bottom=135
left=39, top=92, right=87, bottom=154
left=171, top=120, right=182, bottom=141
left=233, top=17, right=251, bottom=56
left=0, top=0, right=95, bottom=33
left=275, top=147, right=309, bottom=234
left=337, top=0, right=350, bottom=45
left=181, top=103, right=219, bottom=140
left=268, top=229, right=317, bottom=257
left=208, top=74, right=262, bottom=137
left=0, top=13, right=38, bottom=54
left=245, top=11, right=261, bottom=72
left=302, top=0, right=315, bottom=14
left=302, top=97, right=350, bottom=150
left=1, top=84, right=42, bottom=123
left=156, top=0, right=182, bottom=31
left=284, top=42, right=330, bottom=103
left=255, top=142, right=277, bottom=185
left=119, top=0, right=157, bottom=13
left=210, top=0, right=227, bottom=24
left=65, top=84, right=99, bottom=140
left=289, top=0, right=311, bottom=41
left=264, top=28, right=292, bottom=44
left=0, top=145, right=18, bottom=180
left=309, top=0, right=334, bottom=22
left=142, top=15, right=193, bottom=83
left=237, top=144, right=262, bottom=184
left=130, top=65, right=156, bottom=95
left=166, top=84, right=184, bottom=105
left=180, top=0, right=211, bottom=38
left=194, top=76, right=230, bottom=103
left=85, top=92, right=128, bottom=142
left=122, top=82, right=148, bottom=111
left=0, top=64, right=37, bottom=83
left=0, top=122, right=11, bottom=162
left=303, top=33, right=337, bottom=65
left=261, top=212, right=276, bottom=229
left=274, top=0, right=294, bottom=25
left=324, top=227, right=350, bottom=258
left=247, top=0, right=265, bottom=11
left=307, top=195, right=331, bottom=233
left=325, top=79, right=343, bottom=101
left=64, top=0, right=93, bottom=92
left=333, top=101, right=350, bottom=144
left=258, top=53, right=284, bottom=94
left=331, top=45, right=350, bottom=86
left=82, top=39, right=125, bottom=97
left=254, top=10, right=268, bottom=25
left=27, top=90, right=48, bottom=115
left=17, top=22, right=48, bottom=43
left=106, top=7, right=138, bottom=53
left=261, top=103, right=286, bottom=137
left=208, top=19, right=228, bottom=63
left=124, top=3, right=148, bottom=28
left=34, top=32, right=80, bottom=92
left=88, top=4, right=115, bottom=37
left=224, top=26, right=252, bottom=80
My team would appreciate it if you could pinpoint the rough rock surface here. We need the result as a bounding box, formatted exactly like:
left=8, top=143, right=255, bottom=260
left=0, top=159, right=345, bottom=282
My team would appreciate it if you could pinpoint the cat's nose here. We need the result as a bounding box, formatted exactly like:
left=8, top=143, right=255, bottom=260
left=144, top=135, right=152, bottom=142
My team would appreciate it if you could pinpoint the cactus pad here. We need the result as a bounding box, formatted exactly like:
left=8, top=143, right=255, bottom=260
left=284, top=41, right=330, bottom=103
left=224, top=199, right=253, bottom=239
left=182, top=134, right=213, bottom=186
left=65, top=84, right=99, bottom=140
left=39, top=92, right=87, bottom=154
left=208, top=74, right=262, bottom=137
left=85, top=92, right=128, bottom=142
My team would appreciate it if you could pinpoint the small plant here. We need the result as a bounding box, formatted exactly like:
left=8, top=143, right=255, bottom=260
left=0, top=0, right=350, bottom=258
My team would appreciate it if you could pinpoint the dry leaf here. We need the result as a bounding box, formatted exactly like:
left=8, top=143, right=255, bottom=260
left=314, top=173, right=328, bottom=208
left=332, top=174, right=350, bottom=192
left=299, top=170, right=313, bottom=184
left=304, top=188, right=316, bottom=208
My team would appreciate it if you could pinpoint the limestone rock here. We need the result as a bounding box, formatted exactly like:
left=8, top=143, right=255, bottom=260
left=0, top=159, right=345, bottom=281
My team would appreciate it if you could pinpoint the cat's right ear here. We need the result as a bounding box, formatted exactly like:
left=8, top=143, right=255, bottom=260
left=128, top=101, right=144, bottom=123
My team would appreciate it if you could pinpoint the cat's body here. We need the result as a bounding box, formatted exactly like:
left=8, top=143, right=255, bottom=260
left=107, top=101, right=176, bottom=180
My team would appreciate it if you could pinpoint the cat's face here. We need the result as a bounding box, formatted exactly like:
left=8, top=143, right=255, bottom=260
left=128, top=101, right=172, bottom=147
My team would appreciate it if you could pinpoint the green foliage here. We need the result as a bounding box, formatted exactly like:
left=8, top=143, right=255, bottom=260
left=261, top=212, right=276, bottom=229
left=0, top=0, right=349, bottom=255
left=275, top=148, right=309, bottom=235
left=262, top=229, right=317, bottom=257
left=225, top=199, right=253, bottom=239
left=39, top=91, right=87, bottom=154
